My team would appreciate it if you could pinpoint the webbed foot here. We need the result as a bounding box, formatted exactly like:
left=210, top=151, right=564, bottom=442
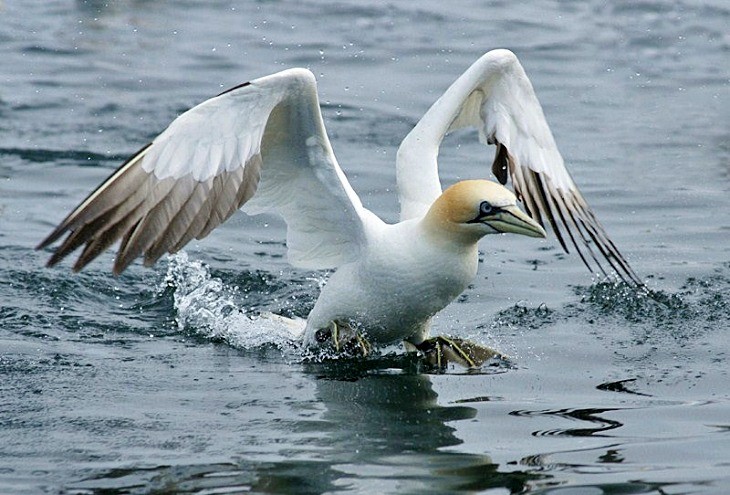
left=314, top=320, right=371, bottom=357
left=404, top=336, right=504, bottom=369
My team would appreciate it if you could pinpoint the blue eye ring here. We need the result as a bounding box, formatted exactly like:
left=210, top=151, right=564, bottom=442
left=479, top=201, right=493, bottom=215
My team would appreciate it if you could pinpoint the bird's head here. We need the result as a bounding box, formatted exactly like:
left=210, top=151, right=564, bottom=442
left=424, top=179, right=546, bottom=245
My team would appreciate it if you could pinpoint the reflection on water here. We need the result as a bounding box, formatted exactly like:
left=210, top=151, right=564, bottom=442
left=68, top=360, right=545, bottom=494
left=313, top=366, right=546, bottom=493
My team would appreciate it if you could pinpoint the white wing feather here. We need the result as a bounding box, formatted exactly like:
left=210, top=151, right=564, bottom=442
left=396, top=49, right=641, bottom=285
left=38, top=69, right=369, bottom=273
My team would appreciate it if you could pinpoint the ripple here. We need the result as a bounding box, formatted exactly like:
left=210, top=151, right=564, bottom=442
left=510, top=407, right=625, bottom=438
left=452, top=395, right=505, bottom=404
left=596, top=378, right=651, bottom=397
left=68, top=462, right=255, bottom=495
left=0, top=147, right=126, bottom=165
left=1, top=249, right=173, bottom=340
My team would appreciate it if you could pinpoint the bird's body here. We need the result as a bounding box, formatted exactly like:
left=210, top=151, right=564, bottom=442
left=38, top=49, right=642, bottom=354
left=304, top=215, right=478, bottom=346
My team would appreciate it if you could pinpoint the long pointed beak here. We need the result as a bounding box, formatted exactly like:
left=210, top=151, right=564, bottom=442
left=487, top=205, right=546, bottom=238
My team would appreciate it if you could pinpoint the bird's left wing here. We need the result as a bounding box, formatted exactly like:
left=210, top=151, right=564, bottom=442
left=396, top=49, right=642, bottom=286
left=38, top=68, right=369, bottom=274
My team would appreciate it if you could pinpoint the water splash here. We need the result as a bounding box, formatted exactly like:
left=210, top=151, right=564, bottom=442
left=491, top=302, right=555, bottom=330
left=161, top=253, right=508, bottom=373
left=491, top=267, right=730, bottom=336
left=574, top=269, right=730, bottom=333
left=162, top=252, right=730, bottom=377
left=163, top=252, right=305, bottom=351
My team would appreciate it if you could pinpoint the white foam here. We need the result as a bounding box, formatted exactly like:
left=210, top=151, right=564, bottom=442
left=163, top=252, right=305, bottom=351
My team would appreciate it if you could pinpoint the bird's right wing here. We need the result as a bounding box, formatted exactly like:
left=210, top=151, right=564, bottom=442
left=38, top=69, right=370, bottom=274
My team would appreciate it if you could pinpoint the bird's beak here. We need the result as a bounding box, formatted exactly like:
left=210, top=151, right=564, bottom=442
left=485, top=205, right=546, bottom=238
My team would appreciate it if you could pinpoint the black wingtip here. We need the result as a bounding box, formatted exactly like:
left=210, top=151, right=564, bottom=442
left=500, top=140, right=645, bottom=291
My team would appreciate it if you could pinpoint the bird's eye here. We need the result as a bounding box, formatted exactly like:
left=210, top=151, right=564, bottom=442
left=479, top=201, right=493, bottom=215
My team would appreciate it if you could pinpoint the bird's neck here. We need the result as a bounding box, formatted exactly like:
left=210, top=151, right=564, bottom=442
left=419, top=203, right=483, bottom=251
left=412, top=217, right=481, bottom=303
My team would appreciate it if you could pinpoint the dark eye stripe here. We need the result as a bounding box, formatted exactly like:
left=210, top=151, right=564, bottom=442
left=466, top=202, right=502, bottom=224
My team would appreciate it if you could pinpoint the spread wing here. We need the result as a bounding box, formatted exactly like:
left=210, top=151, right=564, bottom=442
left=37, top=68, right=370, bottom=274
left=396, top=49, right=642, bottom=286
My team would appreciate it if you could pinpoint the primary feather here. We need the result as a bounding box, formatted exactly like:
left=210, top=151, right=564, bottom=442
left=38, top=69, right=368, bottom=274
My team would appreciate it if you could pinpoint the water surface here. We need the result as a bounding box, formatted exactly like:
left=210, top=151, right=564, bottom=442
left=1, top=1, right=729, bottom=493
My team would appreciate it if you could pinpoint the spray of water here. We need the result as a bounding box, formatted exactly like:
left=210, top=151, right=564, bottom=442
left=163, top=252, right=305, bottom=352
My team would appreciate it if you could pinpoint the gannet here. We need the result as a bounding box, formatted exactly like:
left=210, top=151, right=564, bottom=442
left=37, top=49, right=642, bottom=364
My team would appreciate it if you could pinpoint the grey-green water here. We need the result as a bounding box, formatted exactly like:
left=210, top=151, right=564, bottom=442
left=1, top=1, right=729, bottom=493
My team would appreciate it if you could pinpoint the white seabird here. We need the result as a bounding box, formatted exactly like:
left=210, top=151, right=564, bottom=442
left=38, top=49, right=642, bottom=362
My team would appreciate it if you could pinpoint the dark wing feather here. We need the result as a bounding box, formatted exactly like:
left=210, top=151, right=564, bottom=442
left=490, top=138, right=643, bottom=287
left=37, top=69, right=366, bottom=274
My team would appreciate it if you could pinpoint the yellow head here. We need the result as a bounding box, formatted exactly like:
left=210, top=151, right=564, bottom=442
left=423, top=180, right=546, bottom=245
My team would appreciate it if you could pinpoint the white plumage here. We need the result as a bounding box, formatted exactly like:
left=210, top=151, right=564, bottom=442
left=38, top=49, right=641, bottom=349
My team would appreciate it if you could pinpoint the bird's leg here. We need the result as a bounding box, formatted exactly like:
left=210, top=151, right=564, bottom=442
left=404, top=336, right=503, bottom=369
left=314, top=320, right=371, bottom=357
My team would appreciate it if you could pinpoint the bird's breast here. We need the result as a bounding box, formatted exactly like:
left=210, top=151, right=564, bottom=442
left=382, top=244, right=475, bottom=306
left=304, top=221, right=480, bottom=345
left=355, top=227, right=479, bottom=338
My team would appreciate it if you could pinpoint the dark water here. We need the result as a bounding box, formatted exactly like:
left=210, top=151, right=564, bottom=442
left=2, top=1, right=729, bottom=493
